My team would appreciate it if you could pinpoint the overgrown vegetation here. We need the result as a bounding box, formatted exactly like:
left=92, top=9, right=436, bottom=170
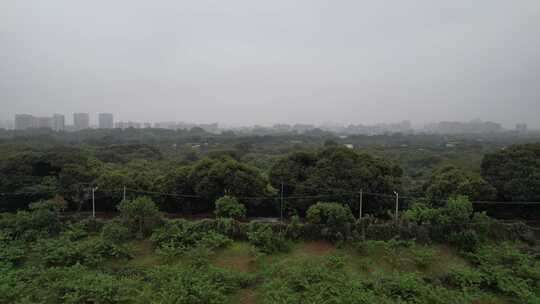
left=0, top=131, right=539, bottom=302
left=0, top=195, right=538, bottom=303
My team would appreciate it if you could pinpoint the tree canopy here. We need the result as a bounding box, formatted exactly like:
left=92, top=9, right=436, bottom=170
left=422, top=166, right=496, bottom=206
left=481, top=143, right=540, bottom=201
left=269, top=147, right=403, bottom=214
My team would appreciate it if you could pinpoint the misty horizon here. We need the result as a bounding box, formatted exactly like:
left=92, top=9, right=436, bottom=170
left=2, top=1, right=539, bottom=128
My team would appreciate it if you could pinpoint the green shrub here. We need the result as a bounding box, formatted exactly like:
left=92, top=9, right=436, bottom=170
left=259, top=259, right=382, bottom=304
left=214, top=196, right=246, bottom=219
left=151, top=219, right=232, bottom=256
left=78, top=217, right=106, bottom=233
left=306, top=202, right=354, bottom=242
left=247, top=221, right=290, bottom=254
left=0, top=232, right=25, bottom=266
left=215, top=217, right=235, bottom=237
left=0, top=200, right=65, bottom=241
left=405, top=201, right=437, bottom=225
left=445, top=265, right=485, bottom=291
left=31, top=235, right=131, bottom=267
left=0, top=264, right=141, bottom=303
left=285, top=215, right=302, bottom=240
left=306, top=202, right=354, bottom=227
left=449, top=230, right=480, bottom=252
left=199, top=232, right=233, bottom=250
left=467, top=243, right=540, bottom=301
left=117, top=196, right=160, bottom=237
left=410, top=246, right=436, bottom=269
left=101, top=219, right=132, bottom=243
left=376, top=272, right=469, bottom=304
left=326, top=254, right=346, bottom=270
left=142, top=264, right=251, bottom=304
left=470, top=212, right=493, bottom=242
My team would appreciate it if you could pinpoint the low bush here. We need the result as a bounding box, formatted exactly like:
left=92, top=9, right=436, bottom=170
left=444, top=265, right=485, bottom=291
left=285, top=215, right=302, bottom=240
left=151, top=219, right=233, bottom=258
left=0, top=264, right=141, bottom=303
left=405, top=201, right=437, bottom=225
left=31, top=232, right=132, bottom=267
left=247, top=221, right=290, bottom=254
left=214, top=196, right=246, bottom=219
left=0, top=231, right=25, bottom=266
left=259, top=259, right=382, bottom=304
left=78, top=217, right=106, bottom=233
left=101, top=219, right=132, bottom=244
left=466, top=243, right=540, bottom=302
left=449, top=230, right=480, bottom=252
left=0, top=200, right=65, bottom=242
left=410, top=246, right=436, bottom=269
left=375, top=272, right=470, bottom=304
left=306, top=202, right=354, bottom=228
left=306, top=202, right=354, bottom=242
left=142, top=264, right=252, bottom=304
left=117, top=196, right=161, bottom=237
left=199, top=232, right=233, bottom=250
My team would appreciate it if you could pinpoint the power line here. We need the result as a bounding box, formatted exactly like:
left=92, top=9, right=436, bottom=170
left=1, top=185, right=540, bottom=206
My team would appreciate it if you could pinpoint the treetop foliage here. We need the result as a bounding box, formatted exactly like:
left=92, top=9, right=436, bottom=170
left=481, top=143, right=540, bottom=201
left=214, top=196, right=246, bottom=219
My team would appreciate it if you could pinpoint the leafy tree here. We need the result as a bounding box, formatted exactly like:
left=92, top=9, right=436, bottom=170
left=270, top=147, right=403, bottom=214
left=404, top=201, right=437, bottom=225
left=117, top=196, right=160, bottom=236
left=94, top=168, right=132, bottom=209
left=189, top=156, right=269, bottom=214
left=58, top=163, right=98, bottom=211
left=481, top=143, right=540, bottom=201
left=306, top=202, right=355, bottom=227
left=0, top=198, right=66, bottom=241
left=268, top=150, right=317, bottom=198
left=306, top=202, right=355, bottom=243
left=156, top=166, right=195, bottom=213
left=423, top=166, right=496, bottom=206
left=0, top=152, right=56, bottom=210
left=95, top=143, right=163, bottom=163
left=214, top=196, right=246, bottom=219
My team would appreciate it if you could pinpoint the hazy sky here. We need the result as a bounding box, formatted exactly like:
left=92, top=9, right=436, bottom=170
left=1, top=1, right=539, bottom=127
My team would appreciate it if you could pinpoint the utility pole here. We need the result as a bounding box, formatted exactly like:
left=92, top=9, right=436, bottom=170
left=393, top=191, right=399, bottom=221
left=358, top=189, right=363, bottom=220
left=280, top=181, right=284, bottom=222
left=92, top=187, right=99, bottom=218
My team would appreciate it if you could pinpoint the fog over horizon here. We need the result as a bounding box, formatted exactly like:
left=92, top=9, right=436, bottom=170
left=1, top=1, right=539, bottom=128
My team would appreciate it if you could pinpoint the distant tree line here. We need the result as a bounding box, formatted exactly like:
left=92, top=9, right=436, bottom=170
left=1, top=135, right=539, bottom=216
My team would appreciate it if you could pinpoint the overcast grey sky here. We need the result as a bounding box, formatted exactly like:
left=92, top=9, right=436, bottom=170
left=1, top=1, right=539, bottom=127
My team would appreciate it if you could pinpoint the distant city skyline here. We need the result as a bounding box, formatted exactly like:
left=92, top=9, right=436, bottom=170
left=2, top=111, right=537, bottom=130
left=7, top=112, right=533, bottom=135
left=3, top=111, right=536, bottom=130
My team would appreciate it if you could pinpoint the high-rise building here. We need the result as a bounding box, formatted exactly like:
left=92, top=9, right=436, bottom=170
left=98, top=113, right=114, bottom=129
left=35, top=117, right=53, bottom=129
left=52, top=114, right=65, bottom=132
left=73, top=113, right=90, bottom=131
left=15, top=114, right=34, bottom=130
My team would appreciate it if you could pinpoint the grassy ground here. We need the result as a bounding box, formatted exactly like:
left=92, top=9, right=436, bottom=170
left=109, top=240, right=512, bottom=304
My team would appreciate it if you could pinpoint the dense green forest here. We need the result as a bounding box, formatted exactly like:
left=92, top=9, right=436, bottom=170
left=1, top=129, right=539, bottom=303
left=1, top=129, right=539, bottom=217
